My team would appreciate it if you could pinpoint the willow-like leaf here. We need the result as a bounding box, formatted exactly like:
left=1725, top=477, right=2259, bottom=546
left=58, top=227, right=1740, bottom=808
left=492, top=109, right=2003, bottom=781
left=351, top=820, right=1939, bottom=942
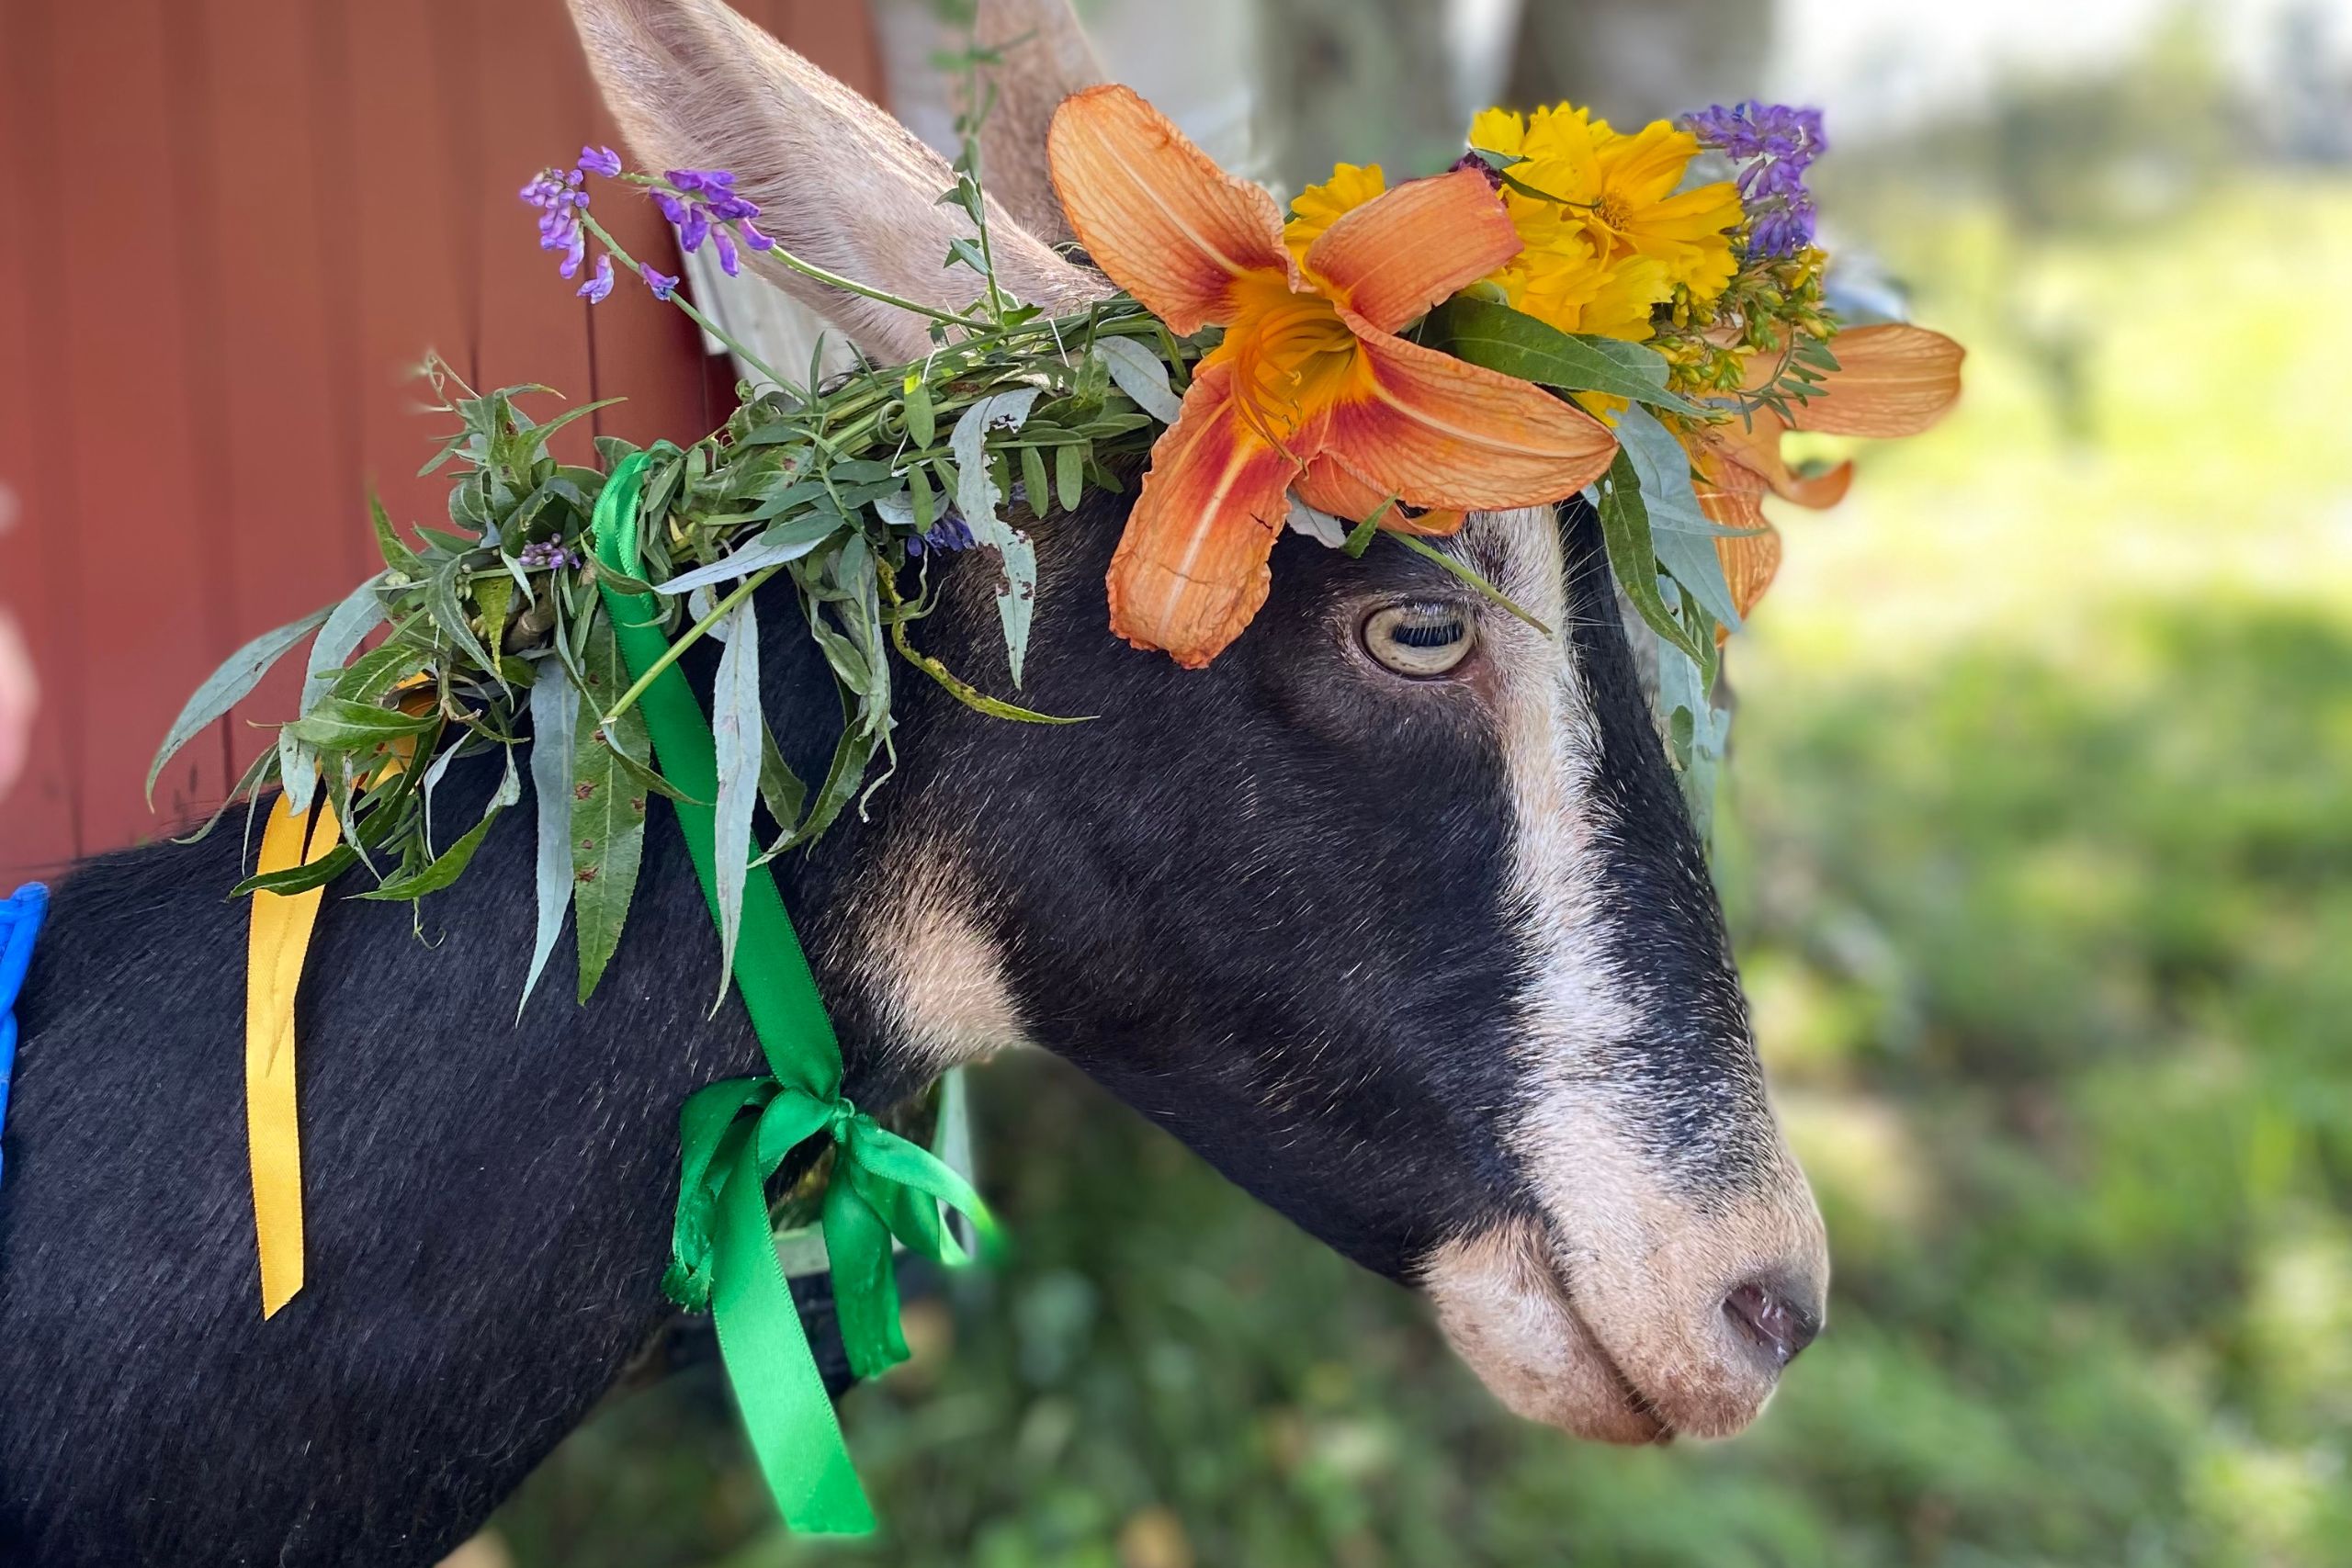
left=147, top=604, right=334, bottom=806
left=1592, top=455, right=1710, bottom=666
left=1424, top=296, right=1700, bottom=413
left=655, top=514, right=839, bottom=596
left=521, top=655, right=577, bottom=1014
left=950, top=389, right=1042, bottom=686
left=709, top=592, right=763, bottom=1010
left=358, top=752, right=519, bottom=902
left=1090, top=336, right=1182, bottom=423
left=571, top=618, right=649, bottom=1002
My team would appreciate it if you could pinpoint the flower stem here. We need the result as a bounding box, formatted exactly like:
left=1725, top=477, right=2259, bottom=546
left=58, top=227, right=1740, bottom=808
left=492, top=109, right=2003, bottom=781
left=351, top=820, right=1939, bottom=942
left=600, top=565, right=779, bottom=726
left=575, top=210, right=804, bottom=396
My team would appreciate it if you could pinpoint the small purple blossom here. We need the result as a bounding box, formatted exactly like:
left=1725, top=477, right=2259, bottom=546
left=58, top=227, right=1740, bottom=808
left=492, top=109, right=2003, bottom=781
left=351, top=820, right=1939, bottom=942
left=578, top=144, right=623, bottom=178
left=643, top=265, right=680, bottom=301
left=1683, top=101, right=1825, bottom=259
left=518, top=539, right=582, bottom=571
left=650, top=168, right=764, bottom=270
left=578, top=254, right=616, bottom=303
left=904, top=513, right=975, bottom=558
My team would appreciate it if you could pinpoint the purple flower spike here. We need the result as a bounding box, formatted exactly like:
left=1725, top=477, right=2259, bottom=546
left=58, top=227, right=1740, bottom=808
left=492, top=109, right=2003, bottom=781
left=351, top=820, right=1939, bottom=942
left=1682, top=100, right=1826, bottom=259
left=643, top=265, right=680, bottom=301
left=578, top=254, right=616, bottom=303
left=559, top=228, right=586, bottom=279
left=652, top=191, right=687, bottom=227
left=578, top=144, right=623, bottom=178
left=739, top=218, right=775, bottom=252
left=712, top=226, right=740, bottom=277
left=679, top=205, right=709, bottom=254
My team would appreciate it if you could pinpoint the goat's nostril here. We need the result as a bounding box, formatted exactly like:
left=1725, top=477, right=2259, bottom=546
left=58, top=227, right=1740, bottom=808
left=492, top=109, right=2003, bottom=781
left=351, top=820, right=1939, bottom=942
left=1723, top=1280, right=1821, bottom=1367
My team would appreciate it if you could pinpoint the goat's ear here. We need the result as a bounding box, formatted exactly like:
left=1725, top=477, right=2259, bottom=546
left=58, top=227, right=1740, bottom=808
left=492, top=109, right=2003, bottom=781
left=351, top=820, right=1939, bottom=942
left=565, top=0, right=1110, bottom=362
left=971, top=0, right=1105, bottom=245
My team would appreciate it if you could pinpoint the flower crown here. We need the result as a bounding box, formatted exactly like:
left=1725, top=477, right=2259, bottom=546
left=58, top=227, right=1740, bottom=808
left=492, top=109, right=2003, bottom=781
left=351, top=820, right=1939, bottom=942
left=156, top=84, right=1961, bottom=994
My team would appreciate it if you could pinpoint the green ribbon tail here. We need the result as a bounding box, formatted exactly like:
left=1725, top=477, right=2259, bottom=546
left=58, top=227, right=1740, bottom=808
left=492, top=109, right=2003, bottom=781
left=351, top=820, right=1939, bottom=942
left=822, top=1176, right=909, bottom=1381
left=711, top=1131, right=876, bottom=1535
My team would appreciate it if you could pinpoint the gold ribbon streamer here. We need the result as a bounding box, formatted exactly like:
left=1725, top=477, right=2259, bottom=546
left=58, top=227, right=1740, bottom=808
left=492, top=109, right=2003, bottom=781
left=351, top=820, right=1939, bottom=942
left=245, top=791, right=343, bottom=1318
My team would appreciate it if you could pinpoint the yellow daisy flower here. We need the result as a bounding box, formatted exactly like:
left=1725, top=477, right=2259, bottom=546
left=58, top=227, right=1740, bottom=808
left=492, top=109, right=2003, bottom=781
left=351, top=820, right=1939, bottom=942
left=1283, top=162, right=1388, bottom=264
left=1489, top=190, right=1671, bottom=343
left=1471, top=103, right=1744, bottom=309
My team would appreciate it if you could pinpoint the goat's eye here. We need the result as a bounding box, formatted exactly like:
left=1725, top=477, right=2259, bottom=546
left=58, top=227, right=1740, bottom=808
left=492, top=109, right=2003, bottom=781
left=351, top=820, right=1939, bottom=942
left=1362, top=600, right=1476, bottom=677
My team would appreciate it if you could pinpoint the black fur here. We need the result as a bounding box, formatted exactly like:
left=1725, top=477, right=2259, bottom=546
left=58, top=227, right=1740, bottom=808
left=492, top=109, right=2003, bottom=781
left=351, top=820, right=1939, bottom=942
left=0, top=495, right=1738, bottom=1563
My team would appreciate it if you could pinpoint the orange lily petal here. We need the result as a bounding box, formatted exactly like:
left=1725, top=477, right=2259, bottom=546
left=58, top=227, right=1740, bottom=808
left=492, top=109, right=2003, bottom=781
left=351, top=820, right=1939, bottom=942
left=1047, top=85, right=1294, bottom=334
left=1792, top=323, right=1965, bottom=437
left=1107, top=363, right=1300, bottom=668
left=1692, top=469, right=1782, bottom=631
left=1294, top=453, right=1465, bottom=537
left=1693, top=420, right=1852, bottom=510
left=1303, top=169, right=1522, bottom=334
left=1314, top=320, right=1620, bottom=510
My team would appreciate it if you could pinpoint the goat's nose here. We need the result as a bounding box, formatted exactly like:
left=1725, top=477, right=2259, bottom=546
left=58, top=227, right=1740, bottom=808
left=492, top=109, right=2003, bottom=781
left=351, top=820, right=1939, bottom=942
left=1723, top=1279, right=1821, bottom=1367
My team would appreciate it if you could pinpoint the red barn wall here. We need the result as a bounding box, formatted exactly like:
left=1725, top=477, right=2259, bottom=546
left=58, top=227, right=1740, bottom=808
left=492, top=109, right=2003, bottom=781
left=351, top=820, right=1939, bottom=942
left=0, top=0, right=884, bottom=879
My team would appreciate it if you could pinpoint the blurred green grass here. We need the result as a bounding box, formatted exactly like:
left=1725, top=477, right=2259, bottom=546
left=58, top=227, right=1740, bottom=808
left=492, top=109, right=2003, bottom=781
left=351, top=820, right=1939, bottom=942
left=489, top=177, right=2352, bottom=1568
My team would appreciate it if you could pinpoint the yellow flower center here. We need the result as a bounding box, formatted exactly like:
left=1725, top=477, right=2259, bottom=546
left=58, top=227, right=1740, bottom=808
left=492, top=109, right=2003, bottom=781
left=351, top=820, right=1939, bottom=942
left=1219, top=276, right=1361, bottom=452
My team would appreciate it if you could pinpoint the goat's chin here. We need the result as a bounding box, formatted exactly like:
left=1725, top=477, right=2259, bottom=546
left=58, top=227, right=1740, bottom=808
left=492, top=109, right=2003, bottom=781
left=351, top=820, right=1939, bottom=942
left=1421, top=1223, right=1670, bottom=1443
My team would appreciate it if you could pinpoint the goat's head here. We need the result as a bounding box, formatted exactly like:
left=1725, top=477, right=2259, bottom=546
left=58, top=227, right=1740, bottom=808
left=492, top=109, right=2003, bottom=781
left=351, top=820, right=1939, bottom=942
left=568, top=0, right=1827, bottom=1444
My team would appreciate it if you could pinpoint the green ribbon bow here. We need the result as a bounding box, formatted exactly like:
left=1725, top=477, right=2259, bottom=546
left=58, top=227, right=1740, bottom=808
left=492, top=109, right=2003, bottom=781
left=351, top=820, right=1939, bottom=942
left=592, top=453, right=995, bottom=1537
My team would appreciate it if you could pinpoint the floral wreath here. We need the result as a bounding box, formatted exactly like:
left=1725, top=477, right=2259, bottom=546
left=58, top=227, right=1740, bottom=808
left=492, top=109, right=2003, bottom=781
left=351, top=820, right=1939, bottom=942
left=148, top=73, right=1962, bottom=1538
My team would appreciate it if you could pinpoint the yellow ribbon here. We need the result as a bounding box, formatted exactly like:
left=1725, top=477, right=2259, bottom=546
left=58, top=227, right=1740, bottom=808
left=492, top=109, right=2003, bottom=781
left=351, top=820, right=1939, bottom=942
left=245, top=790, right=343, bottom=1318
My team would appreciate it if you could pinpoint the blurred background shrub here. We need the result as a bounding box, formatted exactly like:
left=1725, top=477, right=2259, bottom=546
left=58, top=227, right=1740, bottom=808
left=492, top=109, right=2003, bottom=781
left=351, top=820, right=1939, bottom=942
left=483, top=1, right=2352, bottom=1563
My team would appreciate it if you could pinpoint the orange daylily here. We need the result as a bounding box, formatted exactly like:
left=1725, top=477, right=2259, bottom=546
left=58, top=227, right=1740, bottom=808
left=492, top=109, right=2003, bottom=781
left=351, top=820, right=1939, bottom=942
left=1686, top=322, right=1966, bottom=623
left=1046, top=85, right=1621, bottom=667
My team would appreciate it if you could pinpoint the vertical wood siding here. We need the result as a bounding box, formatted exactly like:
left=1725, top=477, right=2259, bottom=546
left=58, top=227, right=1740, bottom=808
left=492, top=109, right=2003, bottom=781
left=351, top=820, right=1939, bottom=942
left=0, top=0, right=884, bottom=878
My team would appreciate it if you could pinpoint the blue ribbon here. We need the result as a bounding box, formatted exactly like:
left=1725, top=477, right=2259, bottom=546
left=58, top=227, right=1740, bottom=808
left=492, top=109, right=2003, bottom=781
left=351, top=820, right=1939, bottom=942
left=0, top=882, right=50, bottom=1190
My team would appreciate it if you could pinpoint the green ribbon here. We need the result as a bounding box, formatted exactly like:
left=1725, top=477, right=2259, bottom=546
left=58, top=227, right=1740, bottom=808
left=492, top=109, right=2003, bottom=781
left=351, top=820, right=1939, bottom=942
left=591, top=453, right=994, bottom=1537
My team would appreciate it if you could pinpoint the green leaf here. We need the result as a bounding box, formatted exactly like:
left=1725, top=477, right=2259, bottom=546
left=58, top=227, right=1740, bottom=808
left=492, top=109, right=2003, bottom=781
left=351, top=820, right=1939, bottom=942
left=708, top=592, right=763, bottom=1009
left=1613, top=404, right=1742, bottom=630
left=230, top=843, right=357, bottom=898
left=1342, top=501, right=1394, bottom=558
left=356, top=755, right=517, bottom=901
left=283, top=577, right=387, bottom=818
left=902, top=373, right=937, bottom=448
left=282, top=696, right=435, bottom=750
left=1423, top=296, right=1700, bottom=413
left=571, top=617, right=650, bottom=1002
left=1090, top=336, right=1183, bottom=423
left=949, top=389, right=1044, bottom=685
left=890, top=615, right=1092, bottom=724
left=424, top=556, right=500, bottom=689
left=655, top=513, right=841, bottom=595
left=371, top=493, right=424, bottom=577
left=1054, top=444, right=1084, bottom=513
left=758, top=723, right=807, bottom=837
left=149, top=604, right=334, bottom=805
left=474, top=573, right=514, bottom=660
left=1592, top=453, right=1710, bottom=666
left=908, top=462, right=937, bottom=534
left=521, top=656, right=577, bottom=1014
left=1019, top=443, right=1053, bottom=519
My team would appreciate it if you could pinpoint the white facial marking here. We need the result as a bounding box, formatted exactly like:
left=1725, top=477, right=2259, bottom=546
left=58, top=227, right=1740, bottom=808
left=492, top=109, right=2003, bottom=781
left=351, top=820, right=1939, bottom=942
left=1424, top=508, right=1827, bottom=1441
